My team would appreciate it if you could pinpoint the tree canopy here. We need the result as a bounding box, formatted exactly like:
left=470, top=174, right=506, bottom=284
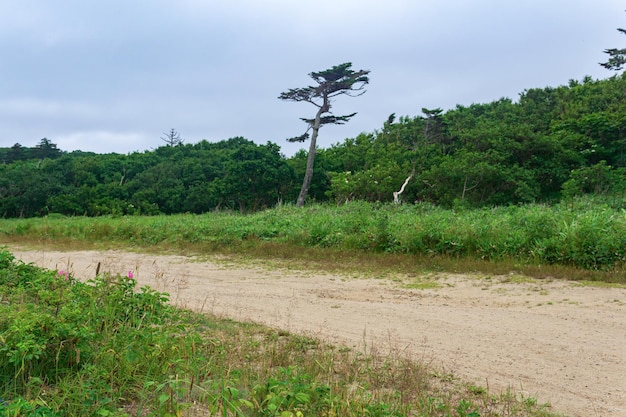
left=279, top=62, right=370, bottom=206
left=1, top=72, right=625, bottom=218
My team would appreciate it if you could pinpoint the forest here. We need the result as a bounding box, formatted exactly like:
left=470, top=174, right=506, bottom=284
left=0, top=73, right=625, bottom=218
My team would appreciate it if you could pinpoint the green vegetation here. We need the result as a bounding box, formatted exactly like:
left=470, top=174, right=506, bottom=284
left=0, top=249, right=562, bottom=416
left=0, top=137, right=294, bottom=217
left=1, top=199, right=624, bottom=281
left=2, top=73, right=626, bottom=217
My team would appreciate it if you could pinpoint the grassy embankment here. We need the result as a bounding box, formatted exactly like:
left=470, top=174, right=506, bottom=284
left=1, top=199, right=624, bottom=282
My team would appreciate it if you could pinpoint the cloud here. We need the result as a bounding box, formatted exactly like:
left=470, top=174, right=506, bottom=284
left=0, top=0, right=624, bottom=156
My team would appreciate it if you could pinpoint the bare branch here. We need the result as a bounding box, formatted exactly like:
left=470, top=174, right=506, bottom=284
left=161, top=128, right=184, bottom=146
left=393, top=170, right=415, bottom=205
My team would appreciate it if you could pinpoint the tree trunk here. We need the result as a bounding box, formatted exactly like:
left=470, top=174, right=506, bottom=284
left=296, top=106, right=324, bottom=207
left=393, top=169, right=414, bottom=205
left=461, top=175, right=479, bottom=201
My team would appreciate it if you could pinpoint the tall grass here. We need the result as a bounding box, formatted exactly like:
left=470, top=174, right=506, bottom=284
left=0, top=250, right=561, bottom=416
left=1, top=199, right=624, bottom=276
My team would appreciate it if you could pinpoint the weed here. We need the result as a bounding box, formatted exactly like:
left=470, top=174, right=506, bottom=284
left=0, top=248, right=564, bottom=416
left=1, top=200, right=625, bottom=279
left=404, top=279, right=442, bottom=290
left=574, top=280, right=626, bottom=289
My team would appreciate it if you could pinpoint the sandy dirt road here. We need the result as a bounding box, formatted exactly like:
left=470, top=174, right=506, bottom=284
left=7, top=247, right=626, bottom=417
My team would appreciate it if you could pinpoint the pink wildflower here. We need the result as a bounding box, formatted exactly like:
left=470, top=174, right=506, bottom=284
left=128, top=271, right=134, bottom=279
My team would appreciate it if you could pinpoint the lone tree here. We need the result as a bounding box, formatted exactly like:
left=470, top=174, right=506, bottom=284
left=600, top=12, right=625, bottom=71
left=279, top=62, right=370, bottom=207
left=161, top=128, right=184, bottom=146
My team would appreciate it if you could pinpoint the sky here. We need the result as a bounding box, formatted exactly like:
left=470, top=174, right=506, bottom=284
left=1, top=1, right=624, bottom=157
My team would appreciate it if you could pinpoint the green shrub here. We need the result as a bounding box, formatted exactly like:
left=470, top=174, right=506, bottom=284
left=1, top=199, right=625, bottom=271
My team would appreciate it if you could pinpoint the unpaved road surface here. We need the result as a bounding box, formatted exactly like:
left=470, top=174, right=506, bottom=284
left=8, top=247, right=626, bottom=417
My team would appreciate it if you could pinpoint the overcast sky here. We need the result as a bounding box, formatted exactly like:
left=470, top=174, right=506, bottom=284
left=1, top=1, right=624, bottom=157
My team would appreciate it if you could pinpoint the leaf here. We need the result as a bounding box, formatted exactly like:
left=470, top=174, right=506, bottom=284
left=225, top=386, right=240, bottom=399
left=286, top=133, right=310, bottom=143
left=294, top=392, right=311, bottom=403
left=239, top=399, right=254, bottom=409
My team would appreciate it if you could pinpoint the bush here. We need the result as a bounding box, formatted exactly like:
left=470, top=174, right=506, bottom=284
left=0, top=251, right=171, bottom=415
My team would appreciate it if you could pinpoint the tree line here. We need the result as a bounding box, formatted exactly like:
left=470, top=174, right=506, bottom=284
left=317, top=73, right=626, bottom=208
left=0, top=138, right=294, bottom=217
left=1, top=72, right=625, bottom=218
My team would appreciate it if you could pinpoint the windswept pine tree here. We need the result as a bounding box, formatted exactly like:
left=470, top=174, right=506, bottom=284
left=279, top=63, right=369, bottom=207
left=600, top=11, right=625, bottom=71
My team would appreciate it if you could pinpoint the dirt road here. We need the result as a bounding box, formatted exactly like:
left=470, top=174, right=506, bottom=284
left=8, top=247, right=626, bottom=417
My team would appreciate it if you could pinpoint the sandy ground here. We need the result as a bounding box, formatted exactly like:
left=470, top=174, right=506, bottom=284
left=6, top=247, right=626, bottom=417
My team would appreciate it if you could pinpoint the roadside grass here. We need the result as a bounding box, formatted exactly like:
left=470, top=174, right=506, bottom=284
left=573, top=280, right=626, bottom=289
left=0, top=249, right=563, bottom=417
left=0, top=200, right=624, bottom=283
left=2, top=236, right=623, bottom=286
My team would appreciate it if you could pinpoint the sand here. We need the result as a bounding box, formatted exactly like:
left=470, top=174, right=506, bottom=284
left=8, top=247, right=626, bottom=417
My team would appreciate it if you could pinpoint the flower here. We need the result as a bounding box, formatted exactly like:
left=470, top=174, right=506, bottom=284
left=128, top=271, right=134, bottom=279
left=58, top=270, right=69, bottom=281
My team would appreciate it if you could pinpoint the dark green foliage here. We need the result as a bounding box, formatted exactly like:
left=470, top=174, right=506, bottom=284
left=125, top=138, right=294, bottom=214
left=0, top=143, right=31, bottom=164
left=33, top=138, right=62, bottom=160
left=1, top=73, right=626, bottom=215
left=0, top=138, right=295, bottom=217
left=0, top=160, right=66, bottom=217
left=0, top=139, right=64, bottom=164
left=323, top=74, right=626, bottom=207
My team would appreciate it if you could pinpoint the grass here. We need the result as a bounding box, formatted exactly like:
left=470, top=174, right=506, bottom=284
left=0, top=200, right=624, bottom=283
left=0, top=249, right=563, bottom=416
left=403, top=278, right=443, bottom=290
left=573, top=280, right=626, bottom=289
left=0, top=199, right=623, bottom=415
